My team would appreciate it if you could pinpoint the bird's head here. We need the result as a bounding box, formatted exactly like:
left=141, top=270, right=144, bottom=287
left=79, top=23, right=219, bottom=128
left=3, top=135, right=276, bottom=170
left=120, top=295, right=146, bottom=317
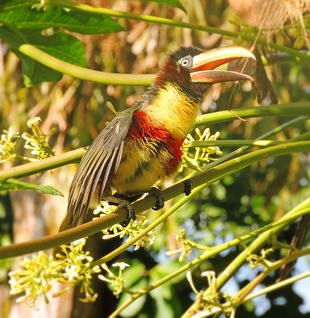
left=154, top=46, right=256, bottom=99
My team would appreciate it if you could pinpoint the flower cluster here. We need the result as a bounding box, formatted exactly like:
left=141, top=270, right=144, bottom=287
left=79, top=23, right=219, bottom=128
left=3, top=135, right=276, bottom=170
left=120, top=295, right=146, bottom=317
left=54, top=239, right=101, bottom=302
left=99, top=262, right=130, bottom=298
left=0, top=129, right=19, bottom=163
left=9, top=239, right=100, bottom=307
left=187, top=271, right=235, bottom=318
left=166, top=229, right=193, bottom=261
left=22, top=117, right=55, bottom=160
left=181, top=127, right=223, bottom=171
left=9, top=252, right=56, bottom=307
left=93, top=201, right=155, bottom=250
left=0, top=117, right=55, bottom=163
left=247, top=247, right=273, bottom=268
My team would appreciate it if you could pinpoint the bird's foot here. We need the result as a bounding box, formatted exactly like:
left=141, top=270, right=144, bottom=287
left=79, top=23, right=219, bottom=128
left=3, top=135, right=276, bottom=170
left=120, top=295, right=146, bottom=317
left=107, top=187, right=164, bottom=225
left=118, top=202, right=136, bottom=227
left=183, top=180, right=192, bottom=196
left=105, top=195, right=136, bottom=227
left=149, top=186, right=164, bottom=211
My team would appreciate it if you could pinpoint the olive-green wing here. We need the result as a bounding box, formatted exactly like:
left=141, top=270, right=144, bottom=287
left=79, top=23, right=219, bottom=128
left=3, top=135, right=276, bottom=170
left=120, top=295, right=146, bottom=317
left=59, top=103, right=141, bottom=231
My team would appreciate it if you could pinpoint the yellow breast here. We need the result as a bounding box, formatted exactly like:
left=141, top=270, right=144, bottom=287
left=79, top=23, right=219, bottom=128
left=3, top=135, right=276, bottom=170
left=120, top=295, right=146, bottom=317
left=143, top=82, right=199, bottom=140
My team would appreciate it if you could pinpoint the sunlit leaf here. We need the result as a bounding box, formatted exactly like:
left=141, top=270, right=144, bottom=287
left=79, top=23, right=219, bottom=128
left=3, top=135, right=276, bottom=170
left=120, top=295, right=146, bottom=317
left=14, top=49, right=63, bottom=86
left=0, top=5, right=124, bottom=34
left=26, top=31, right=88, bottom=68
left=0, top=178, right=63, bottom=196
left=0, top=26, right=88, bottom=85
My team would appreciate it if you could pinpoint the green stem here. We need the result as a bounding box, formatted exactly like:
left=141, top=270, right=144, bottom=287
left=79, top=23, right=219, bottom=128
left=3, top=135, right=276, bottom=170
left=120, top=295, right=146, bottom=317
left=188, top=141, right=310, bottom=191
left=201, top=116, right=308, bottom=173
left=51, top=0, right=310, bottom=60
left=187, top=127, right=310, bottom=148
left=0, top=148, right=86, bottom=179
left=187, top=140, right=284, bottom=148
left=0, top=141, right=309, bottom=259
left=0, top=106, right=308, bottom=180
left=18, top=44, right=155, bottom=86
left=196, top=103, right=310, bottom=126
left=237, top=248, right=310, bottom=303
left=183, top=269, right=310, bottom=318
left=242, top=269, right=310, bottom=303
left=112, top=205, right=310, bottom=317
left=216, top=200, right=310, bottom=289
left=183, top=198, right=310, bottom=316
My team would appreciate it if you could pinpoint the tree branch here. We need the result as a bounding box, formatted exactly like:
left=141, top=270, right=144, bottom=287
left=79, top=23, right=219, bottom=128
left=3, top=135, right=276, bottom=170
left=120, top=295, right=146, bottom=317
left=0, top=141, right=310, bottom=259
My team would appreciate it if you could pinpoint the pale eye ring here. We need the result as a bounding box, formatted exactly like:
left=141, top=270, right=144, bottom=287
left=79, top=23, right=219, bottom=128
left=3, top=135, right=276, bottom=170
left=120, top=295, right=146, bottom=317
left=181, top=58, right=189, bottom=67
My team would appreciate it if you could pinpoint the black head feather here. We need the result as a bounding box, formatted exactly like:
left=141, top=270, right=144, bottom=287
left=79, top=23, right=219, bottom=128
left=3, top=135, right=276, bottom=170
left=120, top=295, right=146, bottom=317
left=170, top=46, right=204, bottom=62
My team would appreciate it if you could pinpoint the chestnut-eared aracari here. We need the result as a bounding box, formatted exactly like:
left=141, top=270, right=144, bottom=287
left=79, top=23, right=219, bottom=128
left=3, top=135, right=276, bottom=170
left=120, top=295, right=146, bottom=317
left=59, top=46, right=255, bottom=232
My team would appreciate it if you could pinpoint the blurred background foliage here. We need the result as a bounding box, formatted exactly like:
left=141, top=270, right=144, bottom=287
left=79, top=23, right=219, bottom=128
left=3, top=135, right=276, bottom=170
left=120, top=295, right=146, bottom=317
left=0, top=0, right=309, bottom=317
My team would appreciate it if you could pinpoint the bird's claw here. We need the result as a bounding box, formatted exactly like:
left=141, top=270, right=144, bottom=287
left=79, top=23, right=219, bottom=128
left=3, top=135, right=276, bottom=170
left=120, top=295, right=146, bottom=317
left=119, top=202, right=136, bottom=227
left=106, top=195, right=136, bottom=227
left=149, top=186, right=164, bottom=210
left=183, top=180, right=192, bottom=196
left=106, top=187, right=164, bottom=226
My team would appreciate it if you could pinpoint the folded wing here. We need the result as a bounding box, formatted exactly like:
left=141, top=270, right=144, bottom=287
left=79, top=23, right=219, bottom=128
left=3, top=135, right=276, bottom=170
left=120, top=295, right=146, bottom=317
left=59, top=103, right=141, bottom=231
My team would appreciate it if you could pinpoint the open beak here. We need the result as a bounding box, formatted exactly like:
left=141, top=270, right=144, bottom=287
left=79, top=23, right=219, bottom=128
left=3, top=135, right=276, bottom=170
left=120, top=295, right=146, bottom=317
left=190, top=47, right=256, bottom=83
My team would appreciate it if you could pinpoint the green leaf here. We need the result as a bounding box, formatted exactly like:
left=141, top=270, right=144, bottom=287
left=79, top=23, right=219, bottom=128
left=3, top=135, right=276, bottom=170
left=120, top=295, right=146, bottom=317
left=0, top=0, right=33, bottom=11
left=0, top=178, right=64, bottom=197
left=26, top=31, right=88, bottom=68
left=0, top=2, right=122, bottom=85
left=14, top=49, right=63, bottom=86
left=0, top=5, right=124, bottom=34
left=0, top=25, right=63, bottom=86
left=0, top=25, right=88, bottom=85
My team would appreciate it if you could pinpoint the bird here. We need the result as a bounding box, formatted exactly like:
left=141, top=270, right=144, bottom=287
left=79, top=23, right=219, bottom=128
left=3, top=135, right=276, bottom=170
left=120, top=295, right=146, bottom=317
left=59, top=46, right=255, bottom=232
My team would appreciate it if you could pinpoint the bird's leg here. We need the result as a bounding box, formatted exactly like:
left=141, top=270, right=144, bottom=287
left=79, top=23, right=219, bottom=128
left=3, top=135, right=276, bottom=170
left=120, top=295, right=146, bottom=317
left=149, top=186, right=165, bottom=211
left=106, top=187, right=164, bottom=226
left=183, top=179, right=192, bottom=196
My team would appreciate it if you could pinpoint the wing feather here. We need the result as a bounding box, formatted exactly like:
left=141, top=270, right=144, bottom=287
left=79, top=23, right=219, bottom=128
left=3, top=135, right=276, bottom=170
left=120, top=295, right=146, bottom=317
left=60, top=103, right=141, bottom=230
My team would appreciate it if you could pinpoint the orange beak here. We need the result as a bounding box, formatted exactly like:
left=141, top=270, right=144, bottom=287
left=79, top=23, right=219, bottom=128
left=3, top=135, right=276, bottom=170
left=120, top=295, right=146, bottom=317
left=190, top=46, right=255, bottom=83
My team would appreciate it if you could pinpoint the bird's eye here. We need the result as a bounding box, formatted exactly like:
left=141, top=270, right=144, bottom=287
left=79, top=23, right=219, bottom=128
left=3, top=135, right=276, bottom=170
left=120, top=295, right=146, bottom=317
left=179, top=56, right=192, bottom=68
left=181, top=59, right=189, bottom=66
